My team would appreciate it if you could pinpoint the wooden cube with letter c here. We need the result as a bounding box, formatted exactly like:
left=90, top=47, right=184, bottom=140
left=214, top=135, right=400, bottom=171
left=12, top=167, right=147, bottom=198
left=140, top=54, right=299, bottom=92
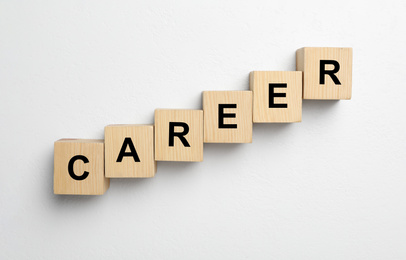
left=105, top=124, right=156, bottom=178
left=54, top=139, right=110, bottom=195
left=203, top=91, right=252, bottom=143
left=296, top=47, right=352, bottom=100
left=155, top=109, right=203, bottom=162
left=250, top=71, right=302, bottom=123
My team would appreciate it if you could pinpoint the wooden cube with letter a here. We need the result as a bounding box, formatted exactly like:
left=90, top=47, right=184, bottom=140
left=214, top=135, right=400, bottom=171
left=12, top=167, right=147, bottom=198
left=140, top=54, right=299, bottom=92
left=203, top=91, right=252, bottom=143
left=54, top=139, right=110, bottom=195
left=296, top=47, right=352, bottom=100
left=155, top=109, right=203, bottom=162
left=105, top=125, right=156, bottom=178
left=250, top=71, right=302, bottom=123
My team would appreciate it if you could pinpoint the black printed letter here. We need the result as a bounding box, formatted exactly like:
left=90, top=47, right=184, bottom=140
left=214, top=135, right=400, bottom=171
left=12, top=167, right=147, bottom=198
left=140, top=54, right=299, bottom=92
left=218, top=104, right=237, bottom=129
left=116, top=137, right=140, bottom=162
left=68, top=155, right=89, bottom=181
left=169, top=122, right=190, bottom=147
left=320, top=60, right=341, bottom=85
left=269, top=83, right=288, bottom=108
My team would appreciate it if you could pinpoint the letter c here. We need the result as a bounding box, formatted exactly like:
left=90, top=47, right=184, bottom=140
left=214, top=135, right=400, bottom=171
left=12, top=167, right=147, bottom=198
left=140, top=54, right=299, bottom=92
left=68, top=155, right=89, bottom=181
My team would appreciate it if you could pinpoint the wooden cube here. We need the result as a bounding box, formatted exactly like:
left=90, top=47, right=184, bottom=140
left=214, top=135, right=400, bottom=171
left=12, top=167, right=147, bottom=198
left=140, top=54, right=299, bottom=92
left=250, top=71, right=302, bottom=123
left=54, top=139, right=109, bottom=195
left=203, top=91, right=252, bottom=143
left=155, top=109, right=203, bottom=162
left=105, top=125, right=156, bottom=178
left=296, top=47, right=353, bottom=100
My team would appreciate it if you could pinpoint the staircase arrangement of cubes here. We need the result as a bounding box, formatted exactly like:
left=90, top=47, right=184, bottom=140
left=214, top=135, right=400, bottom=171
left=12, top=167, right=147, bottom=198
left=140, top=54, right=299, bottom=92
left=53, top=47, right=353, bottom=195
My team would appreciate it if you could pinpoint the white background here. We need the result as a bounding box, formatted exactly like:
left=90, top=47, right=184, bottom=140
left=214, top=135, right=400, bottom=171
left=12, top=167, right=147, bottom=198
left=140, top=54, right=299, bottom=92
left=1, top=0, right=406, bottom=259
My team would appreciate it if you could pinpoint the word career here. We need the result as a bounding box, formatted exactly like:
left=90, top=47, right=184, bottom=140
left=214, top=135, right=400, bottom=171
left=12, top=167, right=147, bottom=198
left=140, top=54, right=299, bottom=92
left=54, top=47, right=353, bottom=195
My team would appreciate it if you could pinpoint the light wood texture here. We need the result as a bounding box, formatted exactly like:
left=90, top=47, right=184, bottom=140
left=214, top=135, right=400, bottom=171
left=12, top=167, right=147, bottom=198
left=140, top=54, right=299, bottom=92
left=203, top=91, right=252, bottom=143
left=296, top=47, right=353, bottom=100
left=155, top=109, right=203, bottom=162
left=250, top=71, right=302, bottom=123
left=105, top=125, right=156, bottom=178
left=54, top=139, right=110, bottom=195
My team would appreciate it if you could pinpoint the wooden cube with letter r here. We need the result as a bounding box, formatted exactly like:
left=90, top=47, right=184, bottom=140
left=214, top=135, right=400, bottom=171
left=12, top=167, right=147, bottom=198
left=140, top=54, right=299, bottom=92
left=54, top=139, right=110, bottom=195
left=296, top=47, right=352, bottom=100
left=155, top=109, right=203, bottom=162
left=250, top=71, right=302, bottom=123
left=203, top=91, right=252, bottom=143
left=105, top=124, right=156, bottom=178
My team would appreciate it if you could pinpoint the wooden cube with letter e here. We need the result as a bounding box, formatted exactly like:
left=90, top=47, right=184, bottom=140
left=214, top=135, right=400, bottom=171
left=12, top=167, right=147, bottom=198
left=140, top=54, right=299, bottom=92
left=155, top=109, right=203, bottom=162
left=54, top=139, right=110, bottom=195
left=250, top=71, right=302, bottom=123
left=296, top=47, right=352, bottom=100
left=105, top=124, right=156, bottom=178
left=203, top=91, right=252, bottom=143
